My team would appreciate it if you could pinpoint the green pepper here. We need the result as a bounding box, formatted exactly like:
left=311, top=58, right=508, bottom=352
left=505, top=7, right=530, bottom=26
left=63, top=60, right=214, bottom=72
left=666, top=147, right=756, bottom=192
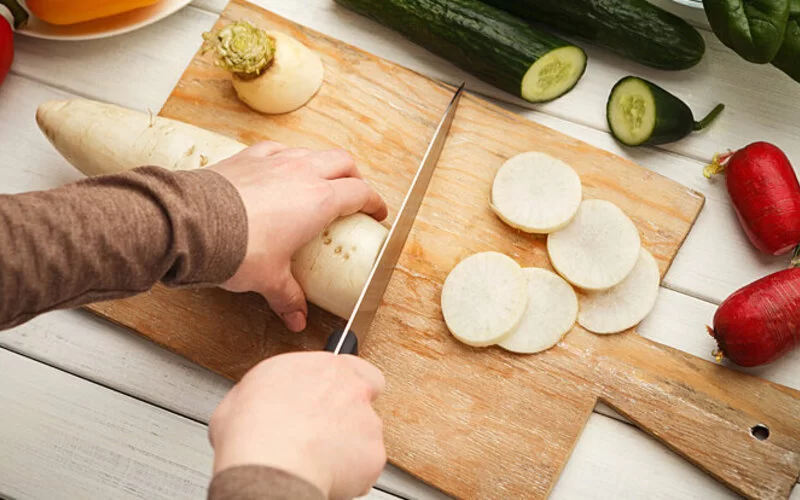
left=773, top=0, right=800, bottom=80
left=703, top=0, right=790, bottom=63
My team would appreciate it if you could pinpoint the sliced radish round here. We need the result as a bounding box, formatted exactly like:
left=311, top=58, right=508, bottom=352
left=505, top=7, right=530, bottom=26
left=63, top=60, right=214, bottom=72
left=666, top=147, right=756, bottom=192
left=547, top=199, right=641, bottom=291
left=498, top=268, right=578, bottom=354
left=441, top=252, right=528, bottom=347
left=490, top=152, right=582, bottom=234
left=578, top=249, right=660, bottom=334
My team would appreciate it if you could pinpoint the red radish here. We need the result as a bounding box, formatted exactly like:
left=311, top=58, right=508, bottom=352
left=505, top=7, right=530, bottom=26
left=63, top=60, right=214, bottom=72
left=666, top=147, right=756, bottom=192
left=0, top=0, right=27, bottom=87
left=708, top=249, right=800, bottom=367
left=704, top=142, right=800, bottom=256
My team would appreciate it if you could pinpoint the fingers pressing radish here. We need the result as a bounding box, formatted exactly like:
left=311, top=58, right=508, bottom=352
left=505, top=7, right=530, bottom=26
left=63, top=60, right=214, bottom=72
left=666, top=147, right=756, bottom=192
left=35, top=99, right=247, bottom=176
left=490, top=152, right=582, bottom=233
left=499, top=268, right=578, bottom=353
left=704, top=142, right=800, bottom=256
left=547, top=199, right=641, bottom=291
left=441, top=252, right=528, bottom=346
left=708, top=251, right=800, bottom=367
left=203, top=21, right=324, bottom=114
left=578, top=249, right=660, bottom=334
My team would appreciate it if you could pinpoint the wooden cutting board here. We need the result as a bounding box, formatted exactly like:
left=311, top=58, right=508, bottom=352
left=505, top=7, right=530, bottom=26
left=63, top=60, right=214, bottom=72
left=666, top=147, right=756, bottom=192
left=86, top=1, right=800, bottom=498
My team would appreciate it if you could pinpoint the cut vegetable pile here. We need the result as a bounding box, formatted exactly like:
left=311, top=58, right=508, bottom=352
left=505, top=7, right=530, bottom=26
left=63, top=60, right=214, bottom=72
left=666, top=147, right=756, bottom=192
left=442, top=151, right=662, bottom=354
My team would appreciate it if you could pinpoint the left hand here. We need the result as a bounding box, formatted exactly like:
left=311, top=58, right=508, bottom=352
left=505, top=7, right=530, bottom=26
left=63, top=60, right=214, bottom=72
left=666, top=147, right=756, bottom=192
left=210, top=142, right=388, bottom=332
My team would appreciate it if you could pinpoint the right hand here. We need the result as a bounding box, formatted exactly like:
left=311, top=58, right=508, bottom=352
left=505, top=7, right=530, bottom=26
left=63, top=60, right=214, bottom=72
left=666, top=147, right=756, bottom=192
left=211, top=142, right=388, bottom=332
left=209, top=352, right=387, bottom=500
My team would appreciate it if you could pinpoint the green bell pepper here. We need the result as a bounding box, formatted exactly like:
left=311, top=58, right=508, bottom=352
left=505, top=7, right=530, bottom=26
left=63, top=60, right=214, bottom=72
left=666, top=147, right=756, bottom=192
left=773, top=0, right=800, bottom=80
left=703, top=0, right=790, bottom=63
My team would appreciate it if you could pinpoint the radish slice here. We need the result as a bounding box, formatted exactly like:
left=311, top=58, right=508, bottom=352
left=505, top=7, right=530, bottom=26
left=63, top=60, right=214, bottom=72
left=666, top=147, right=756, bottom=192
left=578, top=249, right=660, bottom=334
left=490, top=152, right=582, bottom=233
left=547, top=199, right=641, bottom=290
left=441, top=252, right=528, bottom=347
left=498, top=268, right=578, bottom=354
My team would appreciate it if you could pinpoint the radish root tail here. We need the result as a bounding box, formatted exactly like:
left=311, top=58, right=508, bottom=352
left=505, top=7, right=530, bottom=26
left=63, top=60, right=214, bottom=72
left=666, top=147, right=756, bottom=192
left=703, top=151, right=733, bottom=179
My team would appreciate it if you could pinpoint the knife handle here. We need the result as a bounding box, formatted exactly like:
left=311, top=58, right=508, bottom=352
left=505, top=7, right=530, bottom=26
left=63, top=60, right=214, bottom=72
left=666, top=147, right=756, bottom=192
left=324, top=330, right=359, bottom=355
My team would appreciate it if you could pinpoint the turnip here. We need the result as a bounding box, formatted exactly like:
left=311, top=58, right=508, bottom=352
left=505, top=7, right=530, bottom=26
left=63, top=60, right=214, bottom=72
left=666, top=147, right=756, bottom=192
left=498, top=268, right=578, bottom=354
left=36, top=99, right=247, bottom=176
left=291, top=213, right=388, bottom=319
left=202, top=21, right=324, bottom=115
left=708, top=249, right=800, bottom=367
left=490, top=152, right=582, bottom=233
left=547, top=199, right=641, bottom=291
left=704, top=142, right=800, bottom=256
left=441, top=252, right=528, bottom=346
left=578, top=249, right=660, bottom=334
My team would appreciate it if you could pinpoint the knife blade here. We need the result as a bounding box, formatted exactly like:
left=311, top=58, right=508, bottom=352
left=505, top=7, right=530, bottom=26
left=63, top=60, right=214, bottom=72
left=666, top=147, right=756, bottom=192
left=324, top=83, right=465, bottom=355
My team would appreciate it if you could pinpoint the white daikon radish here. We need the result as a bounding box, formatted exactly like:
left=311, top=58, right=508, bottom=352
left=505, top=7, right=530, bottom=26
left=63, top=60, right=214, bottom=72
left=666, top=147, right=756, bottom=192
left=291, top=213, right=388, bottom=319
left=547, top=199, right=640, bottom=291
left=36, top=99, right=247, bottom=176
left=498, top=268, right=578, bottom=354
left=35, top=98, right=390, bottom=322
left=578, top=249, right=660, bottom=334
left=203, top=21, right=324, bottom=114
left=490, top=152, right=582, bottom=233
left=441, top=252, right=527, bottom=347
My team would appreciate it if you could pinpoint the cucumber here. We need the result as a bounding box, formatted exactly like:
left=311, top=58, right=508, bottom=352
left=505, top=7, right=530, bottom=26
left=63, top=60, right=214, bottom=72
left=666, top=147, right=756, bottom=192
left=483, top=0, right=705, bottom=71
left=334, top=0, right=587, bottom=102
left=607, top=77, right=724, bottom=147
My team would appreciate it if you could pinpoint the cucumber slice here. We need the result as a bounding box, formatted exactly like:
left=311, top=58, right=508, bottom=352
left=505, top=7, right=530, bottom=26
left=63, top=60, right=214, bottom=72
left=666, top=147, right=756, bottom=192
left=607, top=76, right=724, bottom=147
left=522, top=46, right=587, bottom=102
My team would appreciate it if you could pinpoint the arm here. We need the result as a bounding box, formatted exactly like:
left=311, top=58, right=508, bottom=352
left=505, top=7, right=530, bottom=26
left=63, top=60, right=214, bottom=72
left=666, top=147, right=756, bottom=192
left=0, top=166, right=246, bottom=330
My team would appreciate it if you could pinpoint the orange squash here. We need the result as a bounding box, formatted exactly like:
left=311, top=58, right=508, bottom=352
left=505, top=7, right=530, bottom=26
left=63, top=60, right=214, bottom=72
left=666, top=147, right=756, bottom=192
left=25, top=0, right=161, bottom=25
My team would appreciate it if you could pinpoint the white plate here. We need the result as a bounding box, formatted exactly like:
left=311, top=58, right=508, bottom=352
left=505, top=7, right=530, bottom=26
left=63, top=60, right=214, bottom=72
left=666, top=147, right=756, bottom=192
left=16, top=0, right=192, bottom=41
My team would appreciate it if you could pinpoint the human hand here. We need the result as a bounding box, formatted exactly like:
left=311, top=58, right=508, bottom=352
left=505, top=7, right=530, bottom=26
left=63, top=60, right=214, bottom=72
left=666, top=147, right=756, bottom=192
left=208, top=351, right=387, bottom=500
left=211, top=142, right=388, bottom=332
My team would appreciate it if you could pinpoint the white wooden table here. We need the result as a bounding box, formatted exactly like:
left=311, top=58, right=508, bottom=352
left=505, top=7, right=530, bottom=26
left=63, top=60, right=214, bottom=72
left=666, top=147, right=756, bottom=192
left=1, top=1, right=799, bottom=499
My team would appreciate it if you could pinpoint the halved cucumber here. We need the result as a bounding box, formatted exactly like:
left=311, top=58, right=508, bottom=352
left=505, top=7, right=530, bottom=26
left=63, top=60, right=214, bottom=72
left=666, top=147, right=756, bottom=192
left=335, top=0, right=587, bottom=103
left=607, top=76, right=724, bottom=147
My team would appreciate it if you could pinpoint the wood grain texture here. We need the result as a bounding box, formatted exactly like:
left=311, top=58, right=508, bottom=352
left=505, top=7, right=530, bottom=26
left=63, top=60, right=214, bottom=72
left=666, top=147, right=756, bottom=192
left=75, top=1, right=800, bottom=499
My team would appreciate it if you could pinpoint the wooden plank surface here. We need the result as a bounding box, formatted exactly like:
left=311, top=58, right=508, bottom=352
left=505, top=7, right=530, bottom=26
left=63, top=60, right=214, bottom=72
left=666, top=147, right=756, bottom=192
left=73, top=2, right=800, bottom=499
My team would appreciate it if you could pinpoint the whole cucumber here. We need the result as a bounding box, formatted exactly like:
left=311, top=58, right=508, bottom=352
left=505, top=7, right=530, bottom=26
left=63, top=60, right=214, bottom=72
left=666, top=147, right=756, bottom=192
left=335, top=0, right=587, bottom=102
left=483, top=0, right=705, bottom=70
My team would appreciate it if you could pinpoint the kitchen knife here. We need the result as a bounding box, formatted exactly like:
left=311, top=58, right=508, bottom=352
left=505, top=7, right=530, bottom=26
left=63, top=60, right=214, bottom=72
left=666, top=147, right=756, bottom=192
left=324, top=83, right=465, bottom=355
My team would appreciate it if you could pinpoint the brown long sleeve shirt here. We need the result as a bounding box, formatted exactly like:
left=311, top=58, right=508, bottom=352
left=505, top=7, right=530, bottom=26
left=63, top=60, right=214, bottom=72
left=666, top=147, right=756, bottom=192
left=0, top=166, right=325, bottom=500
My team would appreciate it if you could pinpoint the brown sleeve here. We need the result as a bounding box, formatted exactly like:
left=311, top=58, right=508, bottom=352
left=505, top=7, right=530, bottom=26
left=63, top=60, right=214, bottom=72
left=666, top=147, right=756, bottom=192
left=0, top=166, right=247, bottom=330
left=208, top=466, right=326, bottom=500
